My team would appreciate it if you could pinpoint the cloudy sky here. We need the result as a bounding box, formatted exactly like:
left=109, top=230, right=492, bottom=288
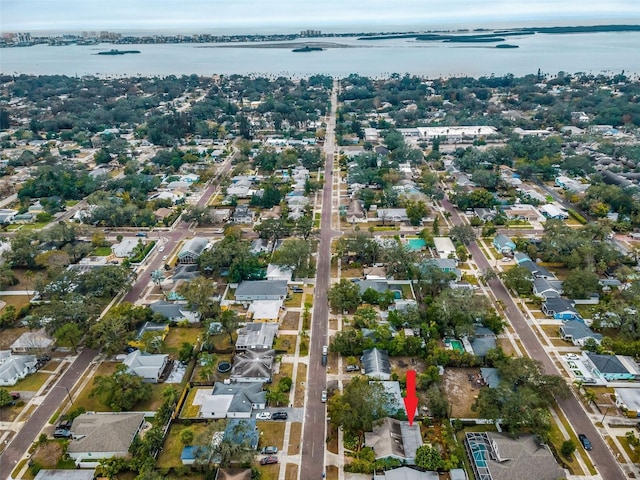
left=2, top=0, right=640, bottom=33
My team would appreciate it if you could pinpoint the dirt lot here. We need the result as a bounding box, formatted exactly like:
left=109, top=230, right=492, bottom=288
left=282, top=311, right=300, bottom=330
left=443, top=367, right=483, bottom=418
left=0, top=327, right=27, bottom=349
left=389, top=356, right=427, bottom=378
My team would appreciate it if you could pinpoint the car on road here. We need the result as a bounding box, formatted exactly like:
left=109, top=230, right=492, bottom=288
left=53, top=429, right=72, bottom=439
left=162, top=255, right=168, bottom=261
left=159, top=246, right=165, bottom=252
left=256, top=412, right=271, bottom=420
left=260, top=456, right=278, bottom=465
left=260, top=446, right=278, bottom=454
left=579, top=434, right=592, bottom=450
left=345, top=364, right=359, bottom=372
left=321, top=390, right=328, bottom=402
left=271, top=411, right=288, bottom=420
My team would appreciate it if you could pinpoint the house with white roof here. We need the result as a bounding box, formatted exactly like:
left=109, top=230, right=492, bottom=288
left=121, top=350, right=168, bottom=383
left=111, top=238, right=140, bottom=258
left=0, top=350, right=37, bottom=386
left=199, top=382, right=267, bottom=419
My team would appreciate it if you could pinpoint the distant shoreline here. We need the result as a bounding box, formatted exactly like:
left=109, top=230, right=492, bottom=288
left=3, top=24, right=639, bottom=49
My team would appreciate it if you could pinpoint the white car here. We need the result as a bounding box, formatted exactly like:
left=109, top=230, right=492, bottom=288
left=321, top=390, right=328, bottom=403
left=565, top=354, right=580, bottom=360
left=159, top=246, right=165, bottom=252
left=162, top=255, right=168, bottom=261
left=256, top=412, right=271, bottom=420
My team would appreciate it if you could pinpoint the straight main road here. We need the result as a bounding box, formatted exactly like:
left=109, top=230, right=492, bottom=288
left=300, top=80, right=340, bottom=478
left=0, top=348, right=99, bottom=479
left=441, top=197, right=626, bottom=480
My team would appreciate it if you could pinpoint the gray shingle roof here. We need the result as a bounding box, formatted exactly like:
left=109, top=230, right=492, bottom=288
left=235, top=280, right=288, bottom=299
left=362, top=348, right=391, bottom=378
left=68, top=413, right=145, bottom=456
left=561, top=320, right=602, bottom=342
left=587, top=353, right=629, bottom=374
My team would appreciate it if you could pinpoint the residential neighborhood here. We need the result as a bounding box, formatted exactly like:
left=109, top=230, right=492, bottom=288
left=1, top=70, right=640, bottom=480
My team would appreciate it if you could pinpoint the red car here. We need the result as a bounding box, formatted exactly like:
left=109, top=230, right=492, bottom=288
left=260, top=456, right=278, bottom=465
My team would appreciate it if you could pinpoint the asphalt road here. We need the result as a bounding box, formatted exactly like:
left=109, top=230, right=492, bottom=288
left=0, top=348, right=99, bottom=479
left=441, top=197, right=626, bottom=480
left=300, top=81, right=339, bottom=478
left=122, top=159, right=232, bottom=304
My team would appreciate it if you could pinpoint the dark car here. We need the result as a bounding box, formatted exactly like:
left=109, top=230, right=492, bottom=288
left=57, top=419, right=72, bottom=430
left=291, top=287, right=303, bottom=293
left=124, top=346, right=138, bottom=354
left=578, top=434, right=592, bottom=450
left=260, top=455, right=278, bottom=465
left=260, top=446, right=278, bottom=455
left=271, top=411, right=288, bottom=420
left=345, top=364, right=360, bottom=372
left=53, top=429, right=72, bottom=439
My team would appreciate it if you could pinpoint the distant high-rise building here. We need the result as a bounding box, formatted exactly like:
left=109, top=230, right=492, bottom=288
left=15, top=32, right=32, bottom=45
left=300, top=30, right=321, bottom=37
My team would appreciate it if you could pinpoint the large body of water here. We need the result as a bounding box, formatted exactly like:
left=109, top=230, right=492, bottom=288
left=2, top=31, right=640, bottom=78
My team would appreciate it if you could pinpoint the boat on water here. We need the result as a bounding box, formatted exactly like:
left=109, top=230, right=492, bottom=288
left=96, top=49, right=141, bottom=55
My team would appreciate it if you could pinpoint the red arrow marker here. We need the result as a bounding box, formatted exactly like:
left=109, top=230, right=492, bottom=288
left=404, top=369, right=418, bottom=426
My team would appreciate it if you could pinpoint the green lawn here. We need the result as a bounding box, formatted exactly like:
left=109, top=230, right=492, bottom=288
left=274, top=335, right=297, bottom=354
left=92, top=246, right=112, bottom=256
left=181, top=387, right=209, bottom=419
left=162, top=327, right=202, bottom=356
left=156, top=422, right=210, bottom=468
left=13, top=372, right=51, bottom=391
left=284, top=293, right=302, bottom=307
left=0, top=295, right=33, bottom=311
left=72, top=362, right=120, bottom=412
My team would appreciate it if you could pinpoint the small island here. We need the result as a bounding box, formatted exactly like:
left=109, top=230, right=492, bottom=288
left=495, top=44, right=519, bottom=49
left=96, top=49, right=141, bottom=56
left=292, top=45, right=323, bottom=53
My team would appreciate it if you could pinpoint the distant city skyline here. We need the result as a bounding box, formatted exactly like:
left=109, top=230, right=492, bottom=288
left=2, top=0, right=640, bottom=34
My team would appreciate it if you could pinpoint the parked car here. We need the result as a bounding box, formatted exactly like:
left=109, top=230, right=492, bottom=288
left=260, top=456, right=278, bottom=465
left=565, top=354, right=580, bottom=360
left=124, top=346, right=138, bottom=354
left=291, top=287, right=303, bottom=293
left=578, top=434, right=592, bottom=450
left=256, top=412, right=271, bottom=420
left=271, top=411, right=288, bottom=420
left=321, top=390, right=328, bottom=403
left=345, top=365, right=359, bottom=372
left=9, top=392, right=20, bottom=400
left=57, top=420, right=72, bottom=430
left=53, top=429, right=72, bottom=439
left=260, top=446, right=278, bottom=455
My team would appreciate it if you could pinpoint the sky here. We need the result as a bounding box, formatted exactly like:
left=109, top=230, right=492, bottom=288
left=2, top=0, right=640, bottom=34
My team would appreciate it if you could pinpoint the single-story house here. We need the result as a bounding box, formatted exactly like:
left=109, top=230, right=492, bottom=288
left=216, top=469, right=253, bottom=480
left=365, top=417, right=422, bottom=465
left=542, top=297, right=580, bottom=320
left=539, top=204, right=569, bottom=220
left=230, top=349, right=275, bottom=383
left=433, top=237, right=456, bottom=259
left=111, top=238, right=140, bottom=258
left=231, top=205, right=254, bottom=224
left=122, top=350, right=169, bottom=383
left=518, top=260, right=555, bottom=280
left=34, top=470, right=96, bottom=480
left=178, top=237, right=209, bottom=264
left=473, top=208, right=496, bottom=222
left=493, top=235, right=516, bottom=255
left=586, top=353, right=640, bottom=382
left=250, top=239, right=271, bottom=255
left=532, top=278, right=561, bottom=299
left=614, top=388, right=640, bottom=417
left=67, top=412, right=146, bottom=464
left=377, top=381, right=417, bottom=418
left=10, top=329, right=54, bottom=353
left=346, top=199, right=367, bottom=223
left=362, top=348, right=392, bottom=381
left=149, top=300, right=200, bottom=323
left=377, top=208, right=409, bottom=223
left=480, top=367, right=500, bottom=388
left=265, top=264, right=293, bottom=282
left=0, top=209, right=17, bottom=224
left=235, top=280, right=288, bottom=302
left=0, top=350, right=37, bottom=386
left=373, top=467, right=439, bottom=480
left=559, top=320, right=603, bottom=346
left=420, top=258, right=462, bottom=281
left=247, top=300, right=283, bottom=322
left=236, top=323, right=279, bottom=350
left=355, top=279, right=390, bottom=296
left=469, top=326, right=497, bottom=358
left=199, top=382, right=267, bottom=419
left=464, top=432, right=564, bottom=480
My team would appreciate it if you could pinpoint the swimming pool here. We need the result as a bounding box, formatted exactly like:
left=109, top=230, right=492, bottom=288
left=406, top=238, right=426, bottom=250
left=444, top=338, right=464, bottom=353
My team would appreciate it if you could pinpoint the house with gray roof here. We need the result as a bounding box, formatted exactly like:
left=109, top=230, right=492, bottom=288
left=559, top=319, right=603, bottom=346
left=465, top=432, right=563, bottom=480
left=236, top=323, right=279, bottom=351
left=199, top=382, right=267, bottom=419
left=67, top=412, right=146, bottom=464
left=420, top=258, right=462, bottom=281
left=0, top=209, right=17, bottom=224
left=480, top=367, right=501, bottom=389
left=235, top=280, right=288, bottom=302
left=10, top=329, right=54, bottom=353
left=355, top=279, right=389, bottom=295
left=230, top=349, right=276, bottom=383
left=362, top=348, right=392, bottom=380
left=519, top=260, right=554, bottom=279
left=542, top=297, right=580, bottom=320
left=493, top=235, right=516, bottom=255
left=111, top=238, right=139, bottom=258
left=470, top=326, right=497, bottom=358
left=533, top=278, right=561, bottom=299
left=122, top=350, right=168, bottom=383
left=34, top=470, right=96, bottom=480
left=0, top=350, right=37, bottom=386
left=365, top=417, right=423, bottom=464
left=178, top=237, right=209, bottom=264
left=373, top=467, right=438, bottom=480
left=586, top=353, right=640, bottom=381
left=149, top=300, right=200, bottom=323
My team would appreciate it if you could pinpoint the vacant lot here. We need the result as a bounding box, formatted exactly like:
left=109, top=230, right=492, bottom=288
left=282, top=311, right=300, bottom=330
left=443, top=367, right=482, bottom=418
left=0, top=327, right=27, bottom=349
